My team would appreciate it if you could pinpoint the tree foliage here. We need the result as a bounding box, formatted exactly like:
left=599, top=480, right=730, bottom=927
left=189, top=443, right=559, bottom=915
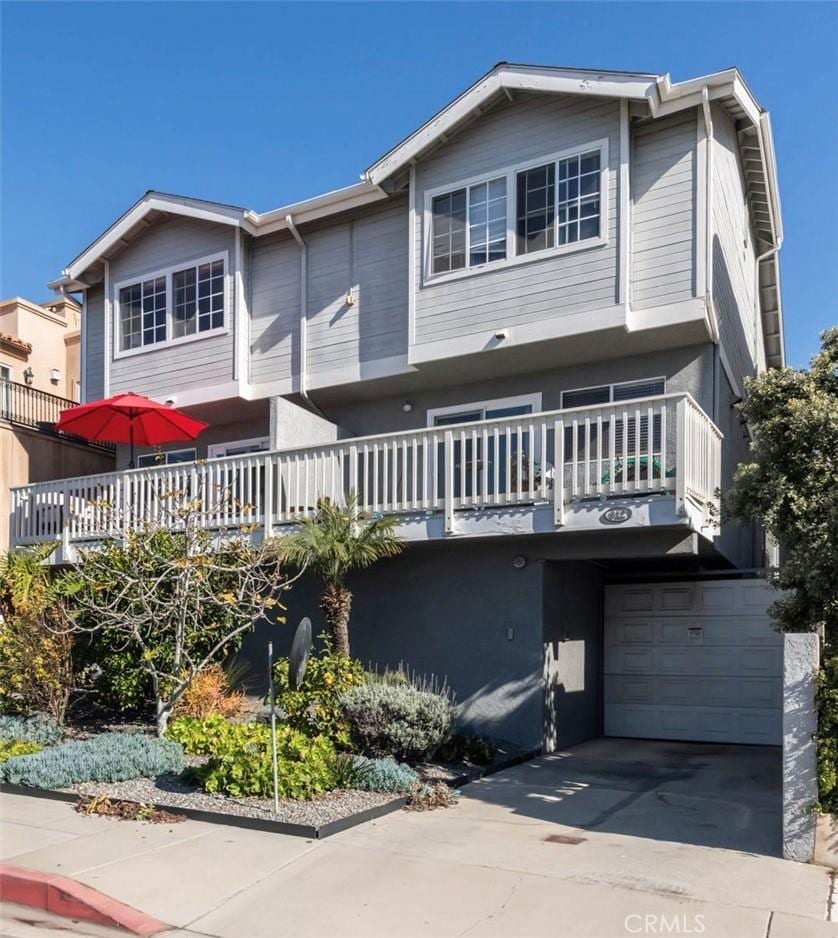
left=59, top=493, right=295, bottom=735
left=726, top=328, right=838, bottom=810
left=279, top=496, right=404, bottom=655
left=726, top=328, right=838, bottom=643
left=0, top=544, right=77, bottom=722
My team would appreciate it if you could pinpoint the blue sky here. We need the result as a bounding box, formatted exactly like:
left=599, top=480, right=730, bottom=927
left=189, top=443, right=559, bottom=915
left=1, top=2, right=835, bottom=368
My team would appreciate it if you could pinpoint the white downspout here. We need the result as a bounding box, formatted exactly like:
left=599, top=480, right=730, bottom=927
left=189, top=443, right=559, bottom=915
left=285, top=214, right=329, bottom=420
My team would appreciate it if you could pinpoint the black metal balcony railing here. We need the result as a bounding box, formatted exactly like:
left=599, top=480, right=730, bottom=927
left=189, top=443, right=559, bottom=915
left=0, top=378, right=114, bottom=451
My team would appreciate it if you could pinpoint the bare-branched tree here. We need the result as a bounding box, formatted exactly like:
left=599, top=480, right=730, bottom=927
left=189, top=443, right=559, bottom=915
left=57, top=478, right=297, bottom=735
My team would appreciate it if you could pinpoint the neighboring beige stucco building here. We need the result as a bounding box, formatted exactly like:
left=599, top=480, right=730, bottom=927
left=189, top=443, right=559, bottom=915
left=1, top=294, right=113, bottom=552
left=0, top=295, right=82, bottom=401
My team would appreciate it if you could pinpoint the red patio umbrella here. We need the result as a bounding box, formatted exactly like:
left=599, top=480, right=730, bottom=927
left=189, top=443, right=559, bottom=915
left=55, top=392, right=208, bottom=468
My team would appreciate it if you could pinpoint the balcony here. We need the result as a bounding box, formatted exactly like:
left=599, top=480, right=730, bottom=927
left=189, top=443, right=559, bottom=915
left=0, top=378, right=113, bottom=451
left=8, top=393, right=721, bottom=558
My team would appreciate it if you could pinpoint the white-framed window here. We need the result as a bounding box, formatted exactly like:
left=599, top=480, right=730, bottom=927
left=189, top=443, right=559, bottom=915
left=137, top=447, right=197, bottom=468
left=560, top=377, right=666, bottom=409
left=113, top=251, right=228, bottom=358
left=207, top=437, right=270, bottom=459
left=424, top=139, right=608, bottom=284
left=431, top=177, right=507, bottom=274
left=427, top=392, right=542, bottom=427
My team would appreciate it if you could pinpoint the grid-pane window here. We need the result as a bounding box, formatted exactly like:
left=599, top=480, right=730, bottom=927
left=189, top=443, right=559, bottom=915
left=468, top=178, right=506, bottom=267
left=516, top=164, right=555, bottom=255
left=432, top=189, right=467, bottom=273
left=173, top=267, right=197, bottom=338
left=558, top=151, right=601, bottom=246
left=173, top=259, right=224, bottom=338
left=198, top=259, right=225, bottom=331
left=119, top=277, right=166, bottom=351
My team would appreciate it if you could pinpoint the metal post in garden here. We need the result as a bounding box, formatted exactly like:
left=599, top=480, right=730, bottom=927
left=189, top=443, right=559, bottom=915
left=268, top=641, right=279, bottom=815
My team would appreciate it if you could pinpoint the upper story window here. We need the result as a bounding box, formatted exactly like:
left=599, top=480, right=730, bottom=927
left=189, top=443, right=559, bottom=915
left=431, top=178, right=507, bottom=274
left=424, top=140, right=607, bottom=283
left=114, top=252, right=228, bottom=357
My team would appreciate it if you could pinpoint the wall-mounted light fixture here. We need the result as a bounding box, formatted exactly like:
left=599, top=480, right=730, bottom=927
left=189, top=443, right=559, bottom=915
left=23, top=367, right=34, bottom=385
left=50, top=368, right=61, bottom=384
left=402, top=402, right=413, bottom=413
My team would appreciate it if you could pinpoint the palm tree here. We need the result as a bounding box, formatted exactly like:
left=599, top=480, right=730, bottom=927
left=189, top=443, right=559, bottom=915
left=279, top=496, right=404, bottom=656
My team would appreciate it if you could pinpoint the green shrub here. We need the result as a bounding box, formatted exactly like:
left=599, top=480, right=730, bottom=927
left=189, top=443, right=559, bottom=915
left=0, top=740, right=42, bottom=763
left=341, top=683, right=453, bottom=762
left=817, top=654, right=838, bottom=812
left=0, top=733, right=184, bottom=789
left=350, top=756, right=418, bottom=792
left=0, top=714, right=61, bottom=746
left=436, top=733, right=496, bottom=766
left=272, top=642, right=366, bottom=743
left=165, top=714, right=238, bottom=755
left=167, top=715, right=338, bottom=800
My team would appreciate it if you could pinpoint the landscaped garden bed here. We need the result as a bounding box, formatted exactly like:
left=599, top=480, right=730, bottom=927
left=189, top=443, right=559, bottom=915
left=0, top=497, right=523, bottom=838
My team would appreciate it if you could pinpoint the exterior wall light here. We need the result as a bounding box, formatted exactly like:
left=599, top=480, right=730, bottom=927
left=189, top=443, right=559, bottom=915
left=23, top=367, right=34, bottom=385
left=50, top=368, right=61, bottom=383
left=402, top=402, right=413, bottom=413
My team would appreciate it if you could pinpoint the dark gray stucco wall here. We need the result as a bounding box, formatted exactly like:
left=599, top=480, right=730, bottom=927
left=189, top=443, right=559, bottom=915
left=713, top=371, right=762, bottom=568
left=543, top=561, right=604, bottom=750
left=241, top=538, right=547, bottom=749
left=321, top=344, right=715, bottom=439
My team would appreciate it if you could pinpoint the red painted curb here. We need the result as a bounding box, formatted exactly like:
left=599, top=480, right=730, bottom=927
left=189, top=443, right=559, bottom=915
left=0, top=864, right=168, bottom=936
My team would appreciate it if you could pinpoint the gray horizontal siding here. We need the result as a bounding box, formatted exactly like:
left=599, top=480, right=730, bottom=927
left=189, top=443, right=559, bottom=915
left=108, top=214, right=236, bottom=398
left=249, top=233, right=301, bottom=385
left=631, top=111, right=697, bottom=310
left=83, top=284, right=105, bottom=402
left=305, top=198, right=408, bottom=377
left=712, top=105, right=757, bottom=380
left=414, top=93, right=621, bottom=346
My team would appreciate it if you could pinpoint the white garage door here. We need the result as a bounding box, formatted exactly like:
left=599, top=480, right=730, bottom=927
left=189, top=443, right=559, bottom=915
left=604, top=579, right=782, bottom=745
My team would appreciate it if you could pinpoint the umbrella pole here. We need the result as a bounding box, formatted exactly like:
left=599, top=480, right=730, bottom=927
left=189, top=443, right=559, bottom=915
left=129, top=423, right=135, bottom=469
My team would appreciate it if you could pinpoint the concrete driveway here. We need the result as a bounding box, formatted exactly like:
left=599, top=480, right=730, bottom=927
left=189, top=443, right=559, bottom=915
left=483, top=737, right=783, bottom=855
left=1, top=740, right=834, bottom=938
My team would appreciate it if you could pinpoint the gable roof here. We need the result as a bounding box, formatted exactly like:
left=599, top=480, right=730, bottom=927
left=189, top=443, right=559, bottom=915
left=49, top=62, right=783, bottom=367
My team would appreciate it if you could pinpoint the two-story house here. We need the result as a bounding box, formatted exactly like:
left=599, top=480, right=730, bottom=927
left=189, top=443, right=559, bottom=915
left=18, top=63, right=784, bottom=752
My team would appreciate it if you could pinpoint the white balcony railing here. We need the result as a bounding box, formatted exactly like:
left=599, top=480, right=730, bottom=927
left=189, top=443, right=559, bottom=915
left=8, top=393, right=721, bottom=551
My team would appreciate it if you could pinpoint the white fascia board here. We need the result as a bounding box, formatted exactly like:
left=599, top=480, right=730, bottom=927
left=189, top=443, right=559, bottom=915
left=65, top=194, right=255, bottom=281
left=254, top=181, right=387, bottom=235
left=365, top=65, right=656, bottom=186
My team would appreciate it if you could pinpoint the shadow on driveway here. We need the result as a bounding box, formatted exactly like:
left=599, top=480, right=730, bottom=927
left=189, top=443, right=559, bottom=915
left=464, top=737, right=782, bottom=856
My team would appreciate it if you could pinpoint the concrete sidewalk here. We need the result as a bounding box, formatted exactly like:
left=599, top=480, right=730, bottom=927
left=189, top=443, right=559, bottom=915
left=1, top=782, right=835, bottom=938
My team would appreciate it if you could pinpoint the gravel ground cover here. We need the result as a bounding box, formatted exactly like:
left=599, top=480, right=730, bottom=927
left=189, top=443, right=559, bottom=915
left=64, top=773, right=399, bottom=826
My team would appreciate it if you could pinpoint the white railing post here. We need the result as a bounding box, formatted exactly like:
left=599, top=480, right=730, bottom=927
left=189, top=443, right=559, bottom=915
left=444, top=430, right=454, bottom=533
left=675, top=397, right=688, bottom=516
left=553, top=419, right=565, bottom=527
left=61, top=482, right=71, bottom=558
left=264, top=455, right=274, bottom=538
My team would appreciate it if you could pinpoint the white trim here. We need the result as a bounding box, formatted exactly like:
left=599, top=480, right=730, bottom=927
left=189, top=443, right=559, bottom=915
left=407, top=162, right=417, bottom=347
left=79, top=288, right=88, bottom=402
left=103, top=260, right=111, bottom=397
left=111, top=250, right=230, bottom=361
left=427, top=392, right=543, bottom=427
left=695, top=109, right=707, bottom=298
left=560, top=376, right=666, bottom=408
left=365, top=65, right=656, bottom=185
left=421, top=138, right=610, bottom=288
left=207, top=437, right=270, bottom=459
left=618, top=99, right=630, bottom=309
left=136, top=447, right=197, bottom=468
left=233, top=229, right=243, bottom=382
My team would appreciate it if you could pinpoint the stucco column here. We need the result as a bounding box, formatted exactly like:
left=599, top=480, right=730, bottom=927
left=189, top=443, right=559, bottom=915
left=783, top=632, right=820, bottom=862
